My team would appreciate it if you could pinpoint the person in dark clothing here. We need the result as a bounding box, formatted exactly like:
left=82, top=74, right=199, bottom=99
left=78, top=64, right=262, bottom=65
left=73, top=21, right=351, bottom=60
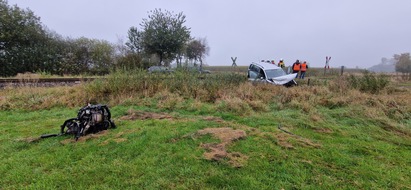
left=291, top=60, right=301, bottom=78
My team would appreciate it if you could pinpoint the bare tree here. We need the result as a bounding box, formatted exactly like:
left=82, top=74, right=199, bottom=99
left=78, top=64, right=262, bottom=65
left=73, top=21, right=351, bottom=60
left=125, top=27, right=142, bottom=54
left=186, top=37, right=209, bottom=69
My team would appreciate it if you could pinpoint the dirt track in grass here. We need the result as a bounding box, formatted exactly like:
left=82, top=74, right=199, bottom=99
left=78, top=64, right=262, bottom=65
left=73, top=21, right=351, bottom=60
left=195, top=127, right=248, bottom=168
left=120, top=109, right=174, bottom=120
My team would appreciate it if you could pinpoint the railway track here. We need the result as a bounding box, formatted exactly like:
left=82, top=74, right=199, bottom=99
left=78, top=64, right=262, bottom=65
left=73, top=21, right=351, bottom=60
left=0, top=77, right=96, bottom=88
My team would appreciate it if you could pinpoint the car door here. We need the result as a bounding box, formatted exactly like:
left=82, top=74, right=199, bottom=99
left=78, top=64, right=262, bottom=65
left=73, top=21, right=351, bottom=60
left=248, top=64, right=260, bottom=80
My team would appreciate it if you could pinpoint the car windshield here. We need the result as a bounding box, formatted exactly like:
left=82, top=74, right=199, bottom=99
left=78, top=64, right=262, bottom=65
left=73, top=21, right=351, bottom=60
left=265, top=69, right=286, bottom=78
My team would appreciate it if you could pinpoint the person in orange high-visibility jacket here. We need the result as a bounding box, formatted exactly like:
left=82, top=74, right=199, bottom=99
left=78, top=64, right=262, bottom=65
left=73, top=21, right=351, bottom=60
left=291, top=60, right=301, bottom=78
left=300, top=61, right=308, bottom=79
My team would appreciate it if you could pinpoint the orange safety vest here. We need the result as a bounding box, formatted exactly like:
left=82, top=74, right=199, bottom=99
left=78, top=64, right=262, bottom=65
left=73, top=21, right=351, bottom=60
left=293, top=63, right=300, bottom=71
left=301, top=63, right=307, bottom=71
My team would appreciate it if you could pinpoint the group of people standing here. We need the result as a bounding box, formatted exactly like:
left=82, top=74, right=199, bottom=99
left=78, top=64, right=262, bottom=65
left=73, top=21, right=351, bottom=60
left=262, top=59, right=309, bottom=79
left=263, top=59, right=286, bottom=68
left=291, top=60, right=308, bottom=79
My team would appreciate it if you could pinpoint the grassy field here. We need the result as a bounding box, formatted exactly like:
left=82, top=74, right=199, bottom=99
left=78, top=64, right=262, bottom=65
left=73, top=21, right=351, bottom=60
left=0, top=69, right=410, bottom=189
left=1, top=65, right=365, bottom=79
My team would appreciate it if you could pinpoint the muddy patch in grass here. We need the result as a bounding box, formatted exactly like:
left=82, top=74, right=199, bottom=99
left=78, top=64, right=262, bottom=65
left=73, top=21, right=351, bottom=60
left=259, top=127, right=322, bottom=149
left=275, top=132, right=295, bottom=149
left=274, top=131, right=322, bottom=149
left=380, top=121, right=411, bottom=138
left=201, top=116, right=225, bottom=123
left=200, top=116, right=257, bottom=135
left=60, top=130, right=109, bottom=144
left=314, top=127, right=334, bottom=134
left=195, top=127, right=248, bottom=168
left=120, top=109, right=174, bottom=120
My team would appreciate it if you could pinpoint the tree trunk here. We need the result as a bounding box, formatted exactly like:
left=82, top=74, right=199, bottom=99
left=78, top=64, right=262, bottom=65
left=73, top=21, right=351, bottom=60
left=176, top=54, right=180, bottom=68
left=199, top=57, right=203, bottom=70
left=159, top=53, right=163, bottom=66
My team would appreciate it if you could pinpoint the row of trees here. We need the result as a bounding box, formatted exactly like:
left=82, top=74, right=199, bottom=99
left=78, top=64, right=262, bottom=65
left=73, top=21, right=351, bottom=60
left=0, top=0, right=117, bottom=76
left=0, top=1, right=209, bottom=77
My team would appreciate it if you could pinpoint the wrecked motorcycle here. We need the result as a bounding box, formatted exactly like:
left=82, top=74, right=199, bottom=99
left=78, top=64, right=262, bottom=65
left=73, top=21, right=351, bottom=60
left=41, top=104, right=116, bottom=140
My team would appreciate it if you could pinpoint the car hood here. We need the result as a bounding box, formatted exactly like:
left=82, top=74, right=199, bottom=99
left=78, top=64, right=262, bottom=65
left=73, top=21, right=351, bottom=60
left=269, top=73, right=297, bottom=85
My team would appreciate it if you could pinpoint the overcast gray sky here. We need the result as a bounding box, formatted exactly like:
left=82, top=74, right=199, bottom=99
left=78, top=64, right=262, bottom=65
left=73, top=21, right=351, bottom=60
left=7, top=0, right=411, bottom=68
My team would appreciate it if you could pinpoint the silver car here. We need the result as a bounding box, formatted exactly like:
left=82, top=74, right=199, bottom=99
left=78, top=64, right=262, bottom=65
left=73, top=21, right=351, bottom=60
left=147, top=66, right=173, bottom=73
left=247, top=62, right=297, bottom=86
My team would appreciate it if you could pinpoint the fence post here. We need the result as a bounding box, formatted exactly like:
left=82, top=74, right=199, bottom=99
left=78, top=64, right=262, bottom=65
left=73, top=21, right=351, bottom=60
left=341, top=66, right=345, bottom=76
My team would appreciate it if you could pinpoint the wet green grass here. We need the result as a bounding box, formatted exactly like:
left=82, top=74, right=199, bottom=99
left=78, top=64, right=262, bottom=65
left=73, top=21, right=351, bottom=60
left=1, top=105, right=410, bottom=189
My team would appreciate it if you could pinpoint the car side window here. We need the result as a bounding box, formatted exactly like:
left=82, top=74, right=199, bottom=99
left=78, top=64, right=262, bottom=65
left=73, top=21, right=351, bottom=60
left=249, top=64, right=259, bottom=79
left=251, top=65, right=265, bottom=79
left=249, top=70, right=258, bottom=79
left=249, top=65, right=256, bottom=72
